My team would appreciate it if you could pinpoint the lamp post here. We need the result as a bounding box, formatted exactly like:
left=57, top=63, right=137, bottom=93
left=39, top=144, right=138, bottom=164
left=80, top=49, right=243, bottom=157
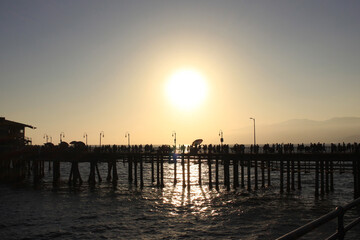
left=43, top=134, right=48, bottom=143
left=172, top=131, right=176, bottom=152
left=219, top=130, right=224, bottom=146
left=99, top=131, right=104, bottom=146
left=125, top=132, right=130, bottom=146
left=83, top=133, right=88, bottom=145
left=250, top=117, right=256, bottom=148
left=60, top=132, right=65, bottom=143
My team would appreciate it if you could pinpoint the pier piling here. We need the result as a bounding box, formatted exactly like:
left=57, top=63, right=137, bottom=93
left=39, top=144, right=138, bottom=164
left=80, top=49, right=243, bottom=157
left=325, top=159, right=329, bottom=193
left=113, top=159, right=118, bottom=183
left=107, top=161, right=112, bottom=182
left=128, top=154, right=133, bottom=183
left=88, top=159, right=96, bottom=184
left=330, top=159, right=334, bottom=191
left=297, top=158, right=301, bottom=190
left=241, top=156, right=245, bottom=188
left=267, top=158, right=271, bottom=187
left=226, top=156, right=230, bottom=191
left=182, top=154, right=185, bottom=187
left=247, top=157, right=251, bottom=191
left=280, top=157, right=284, bottom=193
left=161, top=155, right=164, bottom=188
left=173, top=154, right=177, bottom=185
left=151, top=155, right=154, bottom=183
left=291, top=159, right=295, bottom=191
left=233, top=157, right=239, bottom=189
left=198, top=155, right=202, bottom=185
left=286, top=159, right=290, bottom=192
left=157, top=154, right=160, bottom=187
left=187, top=154, right=190, bottom=188
left=140, top=155, right=143, bottom=188
left=261, top=159, right=265, bottom=188
left=96, top=162, right=102, bottom=183
left=215, top=156, right=219, bottom=190
left=69, top=160, right=82, bottom=185
left=5, top=149, right=360, bottom=199
left=320, top=159, right=324, bottom=195
left=315, top=159, right=319, bottom=197
left=53, top=159, right=60, bottom=186
left=208, top=154, right=212, bottom=189
left=254, top=157, right=258, bottom=190
left=134, top=156, right=138, bottom=186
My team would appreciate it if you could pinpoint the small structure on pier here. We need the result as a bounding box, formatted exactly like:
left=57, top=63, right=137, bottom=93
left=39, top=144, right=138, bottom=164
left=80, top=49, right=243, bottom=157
left=192, top=139, right=203, bottom=146
left=190, top=139, right=203, bottom=154
left=0, top=117, right=36, bottom=150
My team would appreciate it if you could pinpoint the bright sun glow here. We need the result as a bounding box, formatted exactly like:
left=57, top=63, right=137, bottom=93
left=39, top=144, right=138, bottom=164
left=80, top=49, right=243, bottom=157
left=166, top=69, right=208, bottom=110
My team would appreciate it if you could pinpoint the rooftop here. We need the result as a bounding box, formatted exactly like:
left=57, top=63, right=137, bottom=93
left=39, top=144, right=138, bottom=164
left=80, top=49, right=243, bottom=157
left=0, top=117, right=36, bottom=129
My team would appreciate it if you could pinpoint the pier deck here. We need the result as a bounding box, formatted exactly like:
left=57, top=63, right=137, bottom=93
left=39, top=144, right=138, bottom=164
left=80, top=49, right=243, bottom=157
left=1, top=147, right=360, bottom=198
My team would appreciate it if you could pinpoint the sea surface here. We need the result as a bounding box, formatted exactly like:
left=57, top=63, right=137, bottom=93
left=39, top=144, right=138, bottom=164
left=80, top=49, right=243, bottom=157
left=1, top=159, right=360, bottom=239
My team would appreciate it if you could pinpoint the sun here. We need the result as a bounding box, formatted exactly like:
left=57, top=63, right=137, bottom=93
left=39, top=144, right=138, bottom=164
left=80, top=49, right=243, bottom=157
left=165, top=69, right=208, bottom=110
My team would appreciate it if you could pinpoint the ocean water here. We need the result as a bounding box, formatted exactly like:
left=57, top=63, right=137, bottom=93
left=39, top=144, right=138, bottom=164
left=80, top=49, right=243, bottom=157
left=1, top=159, right=360, bottom=239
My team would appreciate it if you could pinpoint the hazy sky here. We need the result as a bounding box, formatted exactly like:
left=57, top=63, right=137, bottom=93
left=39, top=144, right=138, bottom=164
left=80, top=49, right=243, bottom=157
left=1, top=0, right=360, bottom=145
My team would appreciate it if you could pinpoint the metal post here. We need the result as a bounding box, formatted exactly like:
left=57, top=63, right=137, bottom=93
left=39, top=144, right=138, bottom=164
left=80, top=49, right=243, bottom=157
left=99, top=131, right=104, bottom=146
left=172, top=131, right=176, bottom=153
left=60, top=132, right=65, bottom=143
left=83, top=133, right=88, bottom=145
left=337, top=206, right=345, bottom=240
left=250, top=117, right=256, bottom=152
left=219, top=130, right=224, bottom=148
left=125, top=132, right=130, bottom=147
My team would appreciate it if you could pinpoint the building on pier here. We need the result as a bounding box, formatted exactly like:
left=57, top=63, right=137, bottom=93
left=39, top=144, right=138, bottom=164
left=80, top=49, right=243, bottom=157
left=0, top=117, right=36, bottom=150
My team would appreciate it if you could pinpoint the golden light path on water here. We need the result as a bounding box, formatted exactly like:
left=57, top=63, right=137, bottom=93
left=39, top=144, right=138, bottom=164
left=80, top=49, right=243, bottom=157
left=160, top=161, right=226, bottom=216
left=5, top=156, right=360, bottom=239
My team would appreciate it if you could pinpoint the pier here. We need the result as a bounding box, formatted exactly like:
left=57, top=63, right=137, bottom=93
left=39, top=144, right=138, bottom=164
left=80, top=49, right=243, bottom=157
left=1, top=144, right=360, bottom=199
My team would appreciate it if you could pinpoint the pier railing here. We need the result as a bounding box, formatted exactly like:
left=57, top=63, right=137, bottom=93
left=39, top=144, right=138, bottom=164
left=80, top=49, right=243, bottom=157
left=277, top=197, right=360, bottom=240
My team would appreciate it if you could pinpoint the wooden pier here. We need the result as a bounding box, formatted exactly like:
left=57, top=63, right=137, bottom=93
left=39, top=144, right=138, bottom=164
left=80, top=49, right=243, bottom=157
left=1, top=146, right=360, bottom=199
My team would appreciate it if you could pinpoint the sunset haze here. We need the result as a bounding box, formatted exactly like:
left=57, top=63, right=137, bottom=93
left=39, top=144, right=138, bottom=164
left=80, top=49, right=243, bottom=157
left=1, top=0, right=360, bottom=145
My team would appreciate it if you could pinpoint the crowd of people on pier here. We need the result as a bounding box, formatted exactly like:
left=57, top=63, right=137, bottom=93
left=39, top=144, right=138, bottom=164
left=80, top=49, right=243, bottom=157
left=20, top=141, right=360, bottom=155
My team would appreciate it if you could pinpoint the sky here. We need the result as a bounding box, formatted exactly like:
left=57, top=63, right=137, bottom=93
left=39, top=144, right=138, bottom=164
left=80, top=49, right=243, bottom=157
left=1, top=0, right=360, bottom=145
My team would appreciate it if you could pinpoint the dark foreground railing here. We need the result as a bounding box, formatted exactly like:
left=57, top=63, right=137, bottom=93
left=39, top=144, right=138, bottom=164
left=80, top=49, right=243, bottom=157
left=277, top=197, right=360, bottom=240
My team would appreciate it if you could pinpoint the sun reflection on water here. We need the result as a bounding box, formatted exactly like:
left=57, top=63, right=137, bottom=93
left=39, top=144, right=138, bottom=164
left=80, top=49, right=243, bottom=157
left=159, top=160, right=226, bottom=217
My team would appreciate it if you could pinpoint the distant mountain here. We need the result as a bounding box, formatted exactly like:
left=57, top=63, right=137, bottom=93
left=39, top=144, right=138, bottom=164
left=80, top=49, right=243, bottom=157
left=261, top=117, right=360, bottom=143
left=276, top=119, right=321, bottom=126
left=227, top=117, right=360, bottom=144
left=323, top=117, right=360, bottom=126
left=343, top=135, right=360, bottom=143
left=277, top=117, right=360, bottom=126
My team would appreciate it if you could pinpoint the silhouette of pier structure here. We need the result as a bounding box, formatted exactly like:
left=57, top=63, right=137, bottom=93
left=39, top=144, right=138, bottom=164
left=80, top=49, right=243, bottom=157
left=1, top=144, right=360, bottom=199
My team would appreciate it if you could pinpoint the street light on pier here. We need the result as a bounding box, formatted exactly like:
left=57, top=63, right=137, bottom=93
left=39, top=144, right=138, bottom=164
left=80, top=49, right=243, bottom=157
left=60, top=132, right=65, bottom=143
left=83, top=133, right=88, bottom=145
left=219, top=130, right=224, bottom=146
left=172, top=131, right=176, bottom=152
left=125, top=132, right=130, bottom=146
left=43, top=134, right=49, bottom=143
left=250, top=117, right=256, bottom=147
left=99, top=131, right=104, bottom=146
